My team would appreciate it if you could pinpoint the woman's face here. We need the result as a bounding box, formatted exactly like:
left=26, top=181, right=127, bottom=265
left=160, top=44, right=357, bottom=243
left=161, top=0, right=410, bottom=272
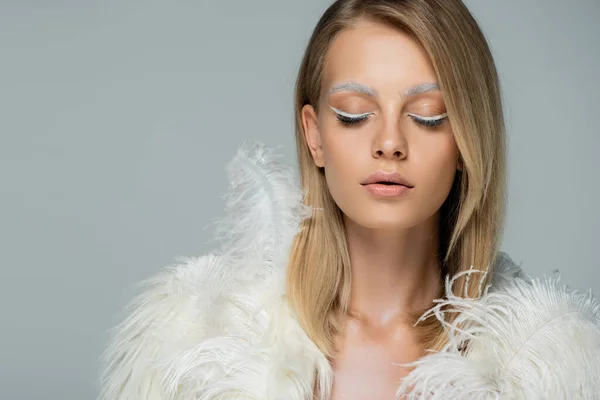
left=302, top=18, right=461, bottom=231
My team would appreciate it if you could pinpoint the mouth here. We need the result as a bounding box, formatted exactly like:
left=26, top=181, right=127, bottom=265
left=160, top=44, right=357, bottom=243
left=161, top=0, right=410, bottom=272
left=365, top=181, right=408, bottom=186
left=360, top=171, right=414, bottom=188
left=362, top=181, right=412, bottom=197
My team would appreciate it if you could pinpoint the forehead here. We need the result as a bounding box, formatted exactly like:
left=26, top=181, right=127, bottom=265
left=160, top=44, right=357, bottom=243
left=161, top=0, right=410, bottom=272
left=322, top=19, right=437, bottom=94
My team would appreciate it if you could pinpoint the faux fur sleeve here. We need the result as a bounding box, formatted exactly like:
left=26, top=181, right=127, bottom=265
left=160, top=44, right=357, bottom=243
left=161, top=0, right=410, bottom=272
left=98, top=254, right=228, bottom=400
left=396, top=264, right=600, bottom=399
left=97, top=142, right=321, bottom=399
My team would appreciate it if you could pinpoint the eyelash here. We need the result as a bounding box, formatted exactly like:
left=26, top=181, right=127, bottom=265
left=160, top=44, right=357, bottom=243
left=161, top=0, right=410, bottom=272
left=336, top=113, right=370, bottom=126
left=331, top=107, right=447, bottom=128
left=408, top=113, right=448, bottom=128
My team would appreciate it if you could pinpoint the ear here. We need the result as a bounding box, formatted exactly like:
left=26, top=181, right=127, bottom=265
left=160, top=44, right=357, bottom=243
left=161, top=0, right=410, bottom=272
left=301, top=104, right=325, bottom=168
left=457, top=154, right=463, bottom=172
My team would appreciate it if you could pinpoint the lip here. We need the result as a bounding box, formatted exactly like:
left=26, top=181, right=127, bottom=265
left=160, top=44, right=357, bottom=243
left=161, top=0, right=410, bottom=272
left=360, top=170, right=413, bottom=198
left=360, top=171, right=414, bottom=187
left=362, top=183, right=412, bottom=197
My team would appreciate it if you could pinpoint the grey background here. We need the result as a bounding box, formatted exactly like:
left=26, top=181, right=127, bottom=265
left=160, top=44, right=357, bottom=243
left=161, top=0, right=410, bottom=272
left=1, top=1, right=598, bottom=398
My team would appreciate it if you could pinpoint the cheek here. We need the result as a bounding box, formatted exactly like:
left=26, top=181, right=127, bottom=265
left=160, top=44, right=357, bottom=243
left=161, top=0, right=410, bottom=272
left=320, top=127, right=366, bottom=207
left=320, top=125, right=357, bottom=165
left=415, top=137, right=460, bottom=204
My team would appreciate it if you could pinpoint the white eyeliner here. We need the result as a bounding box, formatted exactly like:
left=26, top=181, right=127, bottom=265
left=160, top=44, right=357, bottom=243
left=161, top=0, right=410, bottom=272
left=329, top=106, right=372, bottom=119
left=407, top=112, right=448, bottom=121
left=330, top=106, right=447, bottom=122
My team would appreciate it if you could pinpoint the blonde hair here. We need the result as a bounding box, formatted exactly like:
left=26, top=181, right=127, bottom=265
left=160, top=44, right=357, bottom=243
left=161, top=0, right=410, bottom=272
left=287, top=0, right=506, bottom=359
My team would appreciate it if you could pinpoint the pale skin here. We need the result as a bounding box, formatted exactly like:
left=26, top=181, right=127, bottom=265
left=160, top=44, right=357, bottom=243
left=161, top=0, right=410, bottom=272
left=302, top=19, right=462, bottom=399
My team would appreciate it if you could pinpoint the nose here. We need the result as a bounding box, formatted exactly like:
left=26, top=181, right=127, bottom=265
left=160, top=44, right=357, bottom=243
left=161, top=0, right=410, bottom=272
left=371, top=120, right=407, bottom=160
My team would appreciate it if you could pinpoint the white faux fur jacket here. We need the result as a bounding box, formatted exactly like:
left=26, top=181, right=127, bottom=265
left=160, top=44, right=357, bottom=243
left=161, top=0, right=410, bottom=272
left=99, top=142, right=600, bottom=400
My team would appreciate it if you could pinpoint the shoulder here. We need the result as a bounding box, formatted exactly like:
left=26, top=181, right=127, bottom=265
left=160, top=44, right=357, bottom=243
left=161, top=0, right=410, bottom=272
left=398, top=251, right=600, bottom=399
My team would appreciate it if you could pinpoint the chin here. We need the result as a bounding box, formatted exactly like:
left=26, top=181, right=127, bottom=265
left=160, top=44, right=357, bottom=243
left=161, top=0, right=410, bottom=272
left=345, top=210, right=421, bottom=231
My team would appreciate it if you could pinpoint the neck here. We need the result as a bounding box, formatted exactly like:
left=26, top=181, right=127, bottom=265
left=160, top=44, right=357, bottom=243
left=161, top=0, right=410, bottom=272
left=343, top=212, right=442, bottom=326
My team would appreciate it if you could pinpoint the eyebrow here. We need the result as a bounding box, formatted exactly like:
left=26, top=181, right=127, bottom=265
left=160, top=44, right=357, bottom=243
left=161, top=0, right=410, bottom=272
left=328, top=81, right=441, bottom=99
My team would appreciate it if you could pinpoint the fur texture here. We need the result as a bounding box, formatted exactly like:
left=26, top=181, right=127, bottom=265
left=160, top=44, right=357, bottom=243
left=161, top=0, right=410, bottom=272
left=99, top=142, right=600, bottom=400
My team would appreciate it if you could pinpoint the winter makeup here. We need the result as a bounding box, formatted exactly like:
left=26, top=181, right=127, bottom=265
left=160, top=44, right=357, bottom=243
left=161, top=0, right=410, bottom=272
left=327, top=81, right=448, bottom=128
left=329, top=106, right=447, bottom=128
left=329, top=82, right=448, bottom=128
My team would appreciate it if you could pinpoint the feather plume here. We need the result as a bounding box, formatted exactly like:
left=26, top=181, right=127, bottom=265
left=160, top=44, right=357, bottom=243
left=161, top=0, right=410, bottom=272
left=396, top=261, right=600, bottom=400
left=211, top=141, right=311, bottom=279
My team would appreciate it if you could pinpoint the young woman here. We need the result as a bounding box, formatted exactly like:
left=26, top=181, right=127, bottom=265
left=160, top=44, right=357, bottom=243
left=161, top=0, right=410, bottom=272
left=99, top=1, right=600, bottom=399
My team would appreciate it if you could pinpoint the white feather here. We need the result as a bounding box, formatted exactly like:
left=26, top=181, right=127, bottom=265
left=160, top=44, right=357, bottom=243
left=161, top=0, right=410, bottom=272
left=396, top=261, right=600, bottom=400
left=211, top=141, right=311, bottom=278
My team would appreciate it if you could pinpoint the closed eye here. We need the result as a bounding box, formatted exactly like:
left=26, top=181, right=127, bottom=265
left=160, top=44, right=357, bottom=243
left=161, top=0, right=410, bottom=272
left=330, top=106, right=373, bottom=126
left=330, top=106, right=447, bottom=128
left=408, top=112, right=448, bottom=128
